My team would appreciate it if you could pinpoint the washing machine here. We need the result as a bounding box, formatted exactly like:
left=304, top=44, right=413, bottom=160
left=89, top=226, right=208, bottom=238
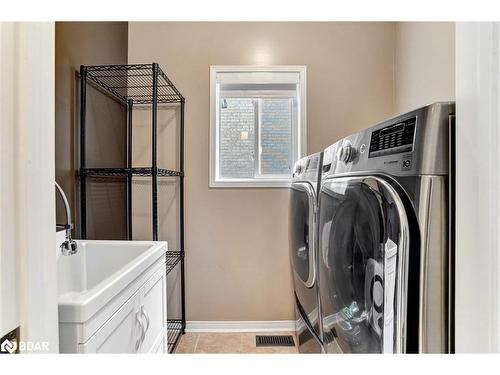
left=318, top=102, right=455, bottom=353
left=289, top=152, right=323, bottom=353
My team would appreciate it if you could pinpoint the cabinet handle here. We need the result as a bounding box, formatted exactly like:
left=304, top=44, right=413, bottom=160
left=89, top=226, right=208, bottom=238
left=141, top=305, right=150, bottom=333
left=135, top=311, right=145, bottom=352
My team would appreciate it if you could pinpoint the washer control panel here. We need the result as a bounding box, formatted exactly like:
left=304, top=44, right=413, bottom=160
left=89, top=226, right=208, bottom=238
left=369, top=117, right=416, bottom=158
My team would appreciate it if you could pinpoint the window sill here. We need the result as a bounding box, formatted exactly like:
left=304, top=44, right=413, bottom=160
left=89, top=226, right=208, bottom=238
left=209, top=179, right=292, bottom=188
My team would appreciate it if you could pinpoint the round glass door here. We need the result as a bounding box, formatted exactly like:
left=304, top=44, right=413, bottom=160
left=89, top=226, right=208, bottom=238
left=318, top=176, right=408, bottom=353
left=289, top=183, right=316, bottom=288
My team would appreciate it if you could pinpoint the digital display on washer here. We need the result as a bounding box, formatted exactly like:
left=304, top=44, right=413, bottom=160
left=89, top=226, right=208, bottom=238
left=369, top=117, right=416, bottom=158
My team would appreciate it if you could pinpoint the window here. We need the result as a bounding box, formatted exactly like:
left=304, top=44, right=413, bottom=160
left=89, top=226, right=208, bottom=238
left=210, top=66, right=306, bottom=187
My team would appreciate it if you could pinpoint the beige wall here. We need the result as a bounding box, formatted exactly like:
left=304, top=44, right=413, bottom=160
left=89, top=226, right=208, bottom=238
left=395, top=22, right=455, bottom=113
left=128, top=22, right=396, bottom=321
left=55, top=22, right=129, bottom=239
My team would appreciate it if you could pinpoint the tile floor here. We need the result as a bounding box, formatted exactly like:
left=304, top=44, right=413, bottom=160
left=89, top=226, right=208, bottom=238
left=174, top=332, right=299, bottom=354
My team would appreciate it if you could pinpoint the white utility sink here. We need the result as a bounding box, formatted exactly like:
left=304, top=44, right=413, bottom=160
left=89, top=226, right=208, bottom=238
left=57, top=239, right=167, bottom=321
left=57, top=238, right=168, bottom=353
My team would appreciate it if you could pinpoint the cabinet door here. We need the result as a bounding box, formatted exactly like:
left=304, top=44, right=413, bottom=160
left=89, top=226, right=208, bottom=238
left=154, top=334, right=165, bottom=354
left=139, top=266, right=167, bottom=353
left=80, top=291, right=141, bottom=353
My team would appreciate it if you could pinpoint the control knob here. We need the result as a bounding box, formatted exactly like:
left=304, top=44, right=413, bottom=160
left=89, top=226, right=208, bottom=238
left=337, top=143, right=355, bottom=164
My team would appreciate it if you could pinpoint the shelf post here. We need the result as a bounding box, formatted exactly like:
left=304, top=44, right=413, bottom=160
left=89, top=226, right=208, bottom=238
left=180, top=98, right=186, bottom=333
left=127, top=99, right=133, bottom=240
left=80, top=65, right=87, bottom=239
left=152, top=63, right=159, bottom=241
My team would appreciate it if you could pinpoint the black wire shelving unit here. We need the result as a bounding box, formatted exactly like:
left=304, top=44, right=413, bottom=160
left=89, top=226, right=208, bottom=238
left=79, top=63, right=186, bottom=353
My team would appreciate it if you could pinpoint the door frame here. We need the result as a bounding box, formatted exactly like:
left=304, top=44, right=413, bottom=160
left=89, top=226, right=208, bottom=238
left=455, top=22, right=500, bottom=353
left=0, top=22, right=58, bottom=352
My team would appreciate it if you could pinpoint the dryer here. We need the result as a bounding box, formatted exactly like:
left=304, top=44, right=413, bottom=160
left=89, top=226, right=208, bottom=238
left=318, top=102, right=455, bottom=353
left=289, top=152, right=323, bottom=353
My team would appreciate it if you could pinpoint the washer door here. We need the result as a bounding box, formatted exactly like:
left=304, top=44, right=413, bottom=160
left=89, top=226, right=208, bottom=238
left=318, top=176, right=410, bottom=353
left=289, top=182, right=317, bottom=288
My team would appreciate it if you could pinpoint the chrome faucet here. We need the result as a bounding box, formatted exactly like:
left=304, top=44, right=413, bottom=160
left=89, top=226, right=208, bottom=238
left=55, top=181, right=78, bottom=255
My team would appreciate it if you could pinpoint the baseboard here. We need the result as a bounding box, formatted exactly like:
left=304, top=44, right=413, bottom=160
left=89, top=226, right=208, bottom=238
left=185, top=320, right=296, bottom=333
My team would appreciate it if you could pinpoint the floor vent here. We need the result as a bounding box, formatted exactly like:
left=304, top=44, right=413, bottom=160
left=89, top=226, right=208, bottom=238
left=256, top=335, right=295, bottom=347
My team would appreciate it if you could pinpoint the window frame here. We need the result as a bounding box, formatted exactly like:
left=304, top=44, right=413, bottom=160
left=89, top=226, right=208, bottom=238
left=209, top=65, right=307, bottom=188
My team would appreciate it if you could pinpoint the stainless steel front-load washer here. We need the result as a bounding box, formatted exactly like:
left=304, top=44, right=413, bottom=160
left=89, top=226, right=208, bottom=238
left=289, top=152, right=323, bottom=353
left=318, top=102, right=455, bottom=353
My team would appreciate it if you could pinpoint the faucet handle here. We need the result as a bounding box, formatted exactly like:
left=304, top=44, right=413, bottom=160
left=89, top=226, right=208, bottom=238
left=56, top=223, right=74, bottom=230
left=61, top=240, right=78, bottom=256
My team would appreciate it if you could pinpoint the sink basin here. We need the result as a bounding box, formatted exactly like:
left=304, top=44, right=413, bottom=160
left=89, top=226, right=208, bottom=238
left=57, top=239, right=167, bottom=323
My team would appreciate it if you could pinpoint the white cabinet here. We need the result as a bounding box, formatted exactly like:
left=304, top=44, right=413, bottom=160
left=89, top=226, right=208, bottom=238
left=138, top=267, right=167, bottom=353
left=81, top=290, right=141, bottom=353
left=59, top=256, right=167, bottom=354
left=81, top=268, right=166, bottom=354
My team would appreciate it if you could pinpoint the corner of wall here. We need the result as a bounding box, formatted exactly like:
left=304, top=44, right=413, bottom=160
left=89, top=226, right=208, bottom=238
left=393, top=22, right=399, bottom=115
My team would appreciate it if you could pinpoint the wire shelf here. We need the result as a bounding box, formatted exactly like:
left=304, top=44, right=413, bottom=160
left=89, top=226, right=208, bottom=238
left=80, top=63, right=186, bottom=348
left=81, top=167, right=183, bottom=178
left=166, top=251, right=182, bottom=275
left=84, top=63, right=184, bottom=105
left=167, top=319, right=183, bottom=353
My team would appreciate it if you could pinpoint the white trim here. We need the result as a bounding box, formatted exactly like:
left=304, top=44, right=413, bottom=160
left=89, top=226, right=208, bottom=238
left=212, top=176, right=292, bottom=189
left=455, top=22, right=500, bottom=353
left=0, top=22, right=58, bottom=351
left=0, top=22, right=18, bottom=338
left=185, top=320, right=296, bottom=333
left=209, top=65, right=307, bottom=188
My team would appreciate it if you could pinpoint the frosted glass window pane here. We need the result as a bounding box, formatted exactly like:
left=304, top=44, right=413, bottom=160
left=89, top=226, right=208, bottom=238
left=260, top=99, right=292, bottom=175
left=219, top=98, right=255, bottom=178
